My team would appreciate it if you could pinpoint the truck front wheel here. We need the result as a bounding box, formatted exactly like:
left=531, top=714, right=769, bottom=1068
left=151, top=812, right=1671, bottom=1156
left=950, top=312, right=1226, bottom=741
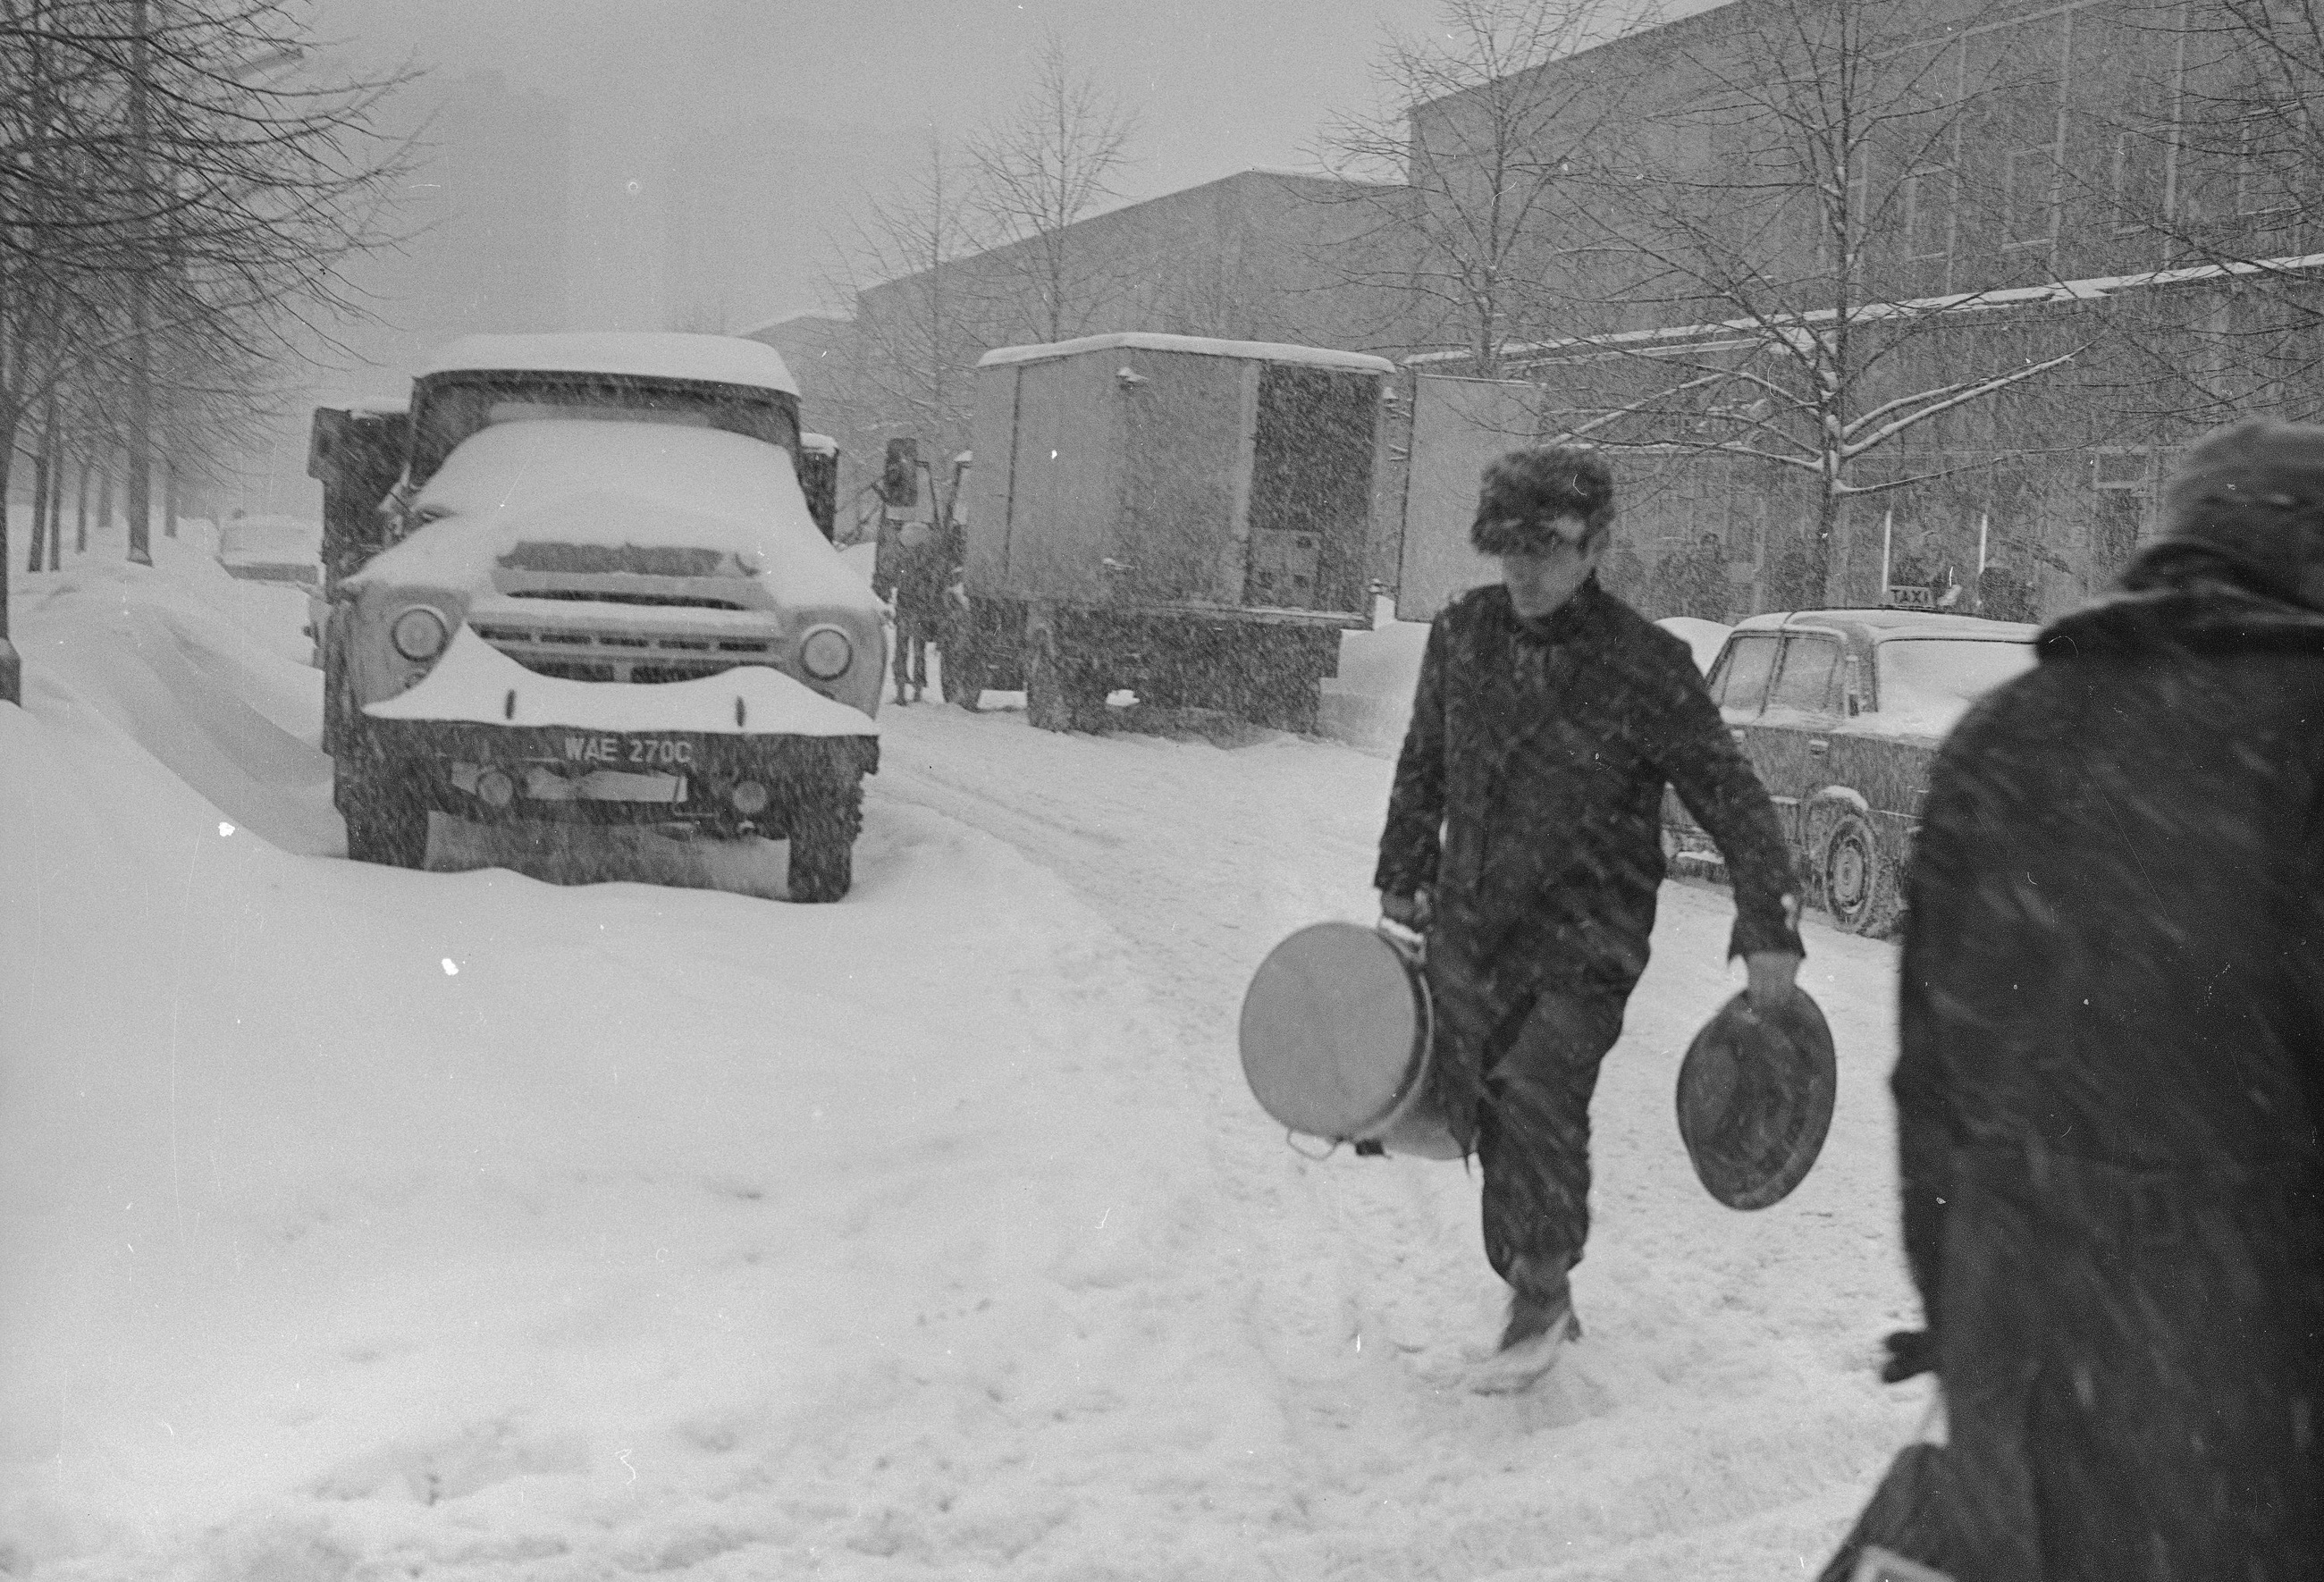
left=787, top=773, right=863, bottom=903
left=339, top=758, right=430, bottom=869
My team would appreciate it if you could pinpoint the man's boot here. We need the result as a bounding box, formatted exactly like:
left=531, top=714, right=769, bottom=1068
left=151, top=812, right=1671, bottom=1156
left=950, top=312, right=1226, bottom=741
left=1468, top=1271, right=1580, bottom=1395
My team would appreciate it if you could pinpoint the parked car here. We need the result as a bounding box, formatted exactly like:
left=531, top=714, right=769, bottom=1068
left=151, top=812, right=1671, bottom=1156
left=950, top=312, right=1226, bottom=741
left=1663, top=608, right=2039, bottom=935
left=215, top=512, right=324, bottom=586
left=1655, top=615, right=1732, bottom=674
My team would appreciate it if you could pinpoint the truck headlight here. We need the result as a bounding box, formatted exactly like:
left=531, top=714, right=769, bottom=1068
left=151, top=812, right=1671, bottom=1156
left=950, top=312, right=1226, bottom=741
left=391, top=605, right=451, bottom=661
left=799, top=626, right=853, bottom=680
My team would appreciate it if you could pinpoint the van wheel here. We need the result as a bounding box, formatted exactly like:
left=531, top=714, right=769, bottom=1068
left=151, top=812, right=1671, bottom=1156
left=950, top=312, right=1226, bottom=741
left=1026, top=634, right=1104, bottom=732
left=1822, top=811, right=1898, bottom=936
left=788, top=775, right=863, bottom=903
left=340, top=758, right=429, bottom=868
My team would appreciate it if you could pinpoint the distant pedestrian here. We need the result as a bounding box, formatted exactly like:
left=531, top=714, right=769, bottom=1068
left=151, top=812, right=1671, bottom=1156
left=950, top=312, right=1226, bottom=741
left=874, top=517, right=947, bottom=704
left=1889, top=417, right=2324, bottom=1578
left=1376, top=445, right=1804, bottom=1393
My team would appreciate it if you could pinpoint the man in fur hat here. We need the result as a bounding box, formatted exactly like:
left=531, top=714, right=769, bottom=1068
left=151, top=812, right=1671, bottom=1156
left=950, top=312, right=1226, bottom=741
left=1886, top=418, right=2324, bottom=1577
left=1376, top=445, right=1805, bottom=1393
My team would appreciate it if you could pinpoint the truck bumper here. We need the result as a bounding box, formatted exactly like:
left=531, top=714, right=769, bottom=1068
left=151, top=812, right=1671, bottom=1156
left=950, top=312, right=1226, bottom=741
left=360, top=718, right=878, bottom=836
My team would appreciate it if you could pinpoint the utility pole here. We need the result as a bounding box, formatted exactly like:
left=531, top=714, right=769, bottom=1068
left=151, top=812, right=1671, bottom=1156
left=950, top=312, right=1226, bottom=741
left=126, top=0, right=154, bottom=566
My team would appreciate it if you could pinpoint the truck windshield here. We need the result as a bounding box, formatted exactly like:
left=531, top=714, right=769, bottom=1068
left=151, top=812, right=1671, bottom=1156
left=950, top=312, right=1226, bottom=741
left=408, top=374, right=801, bottom=486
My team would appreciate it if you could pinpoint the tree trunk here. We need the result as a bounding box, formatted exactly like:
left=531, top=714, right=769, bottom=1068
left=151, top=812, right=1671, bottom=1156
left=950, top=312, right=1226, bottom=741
left=0, top=425, right=18, bottom=705
left=1816, top=488, right=1855, bottom=608
left=97, top=459, right=115, bottom=547
left=43, top=417, right=63, bottom=571
left=163, top=457, right=179, bottom=538
left=75, top=458, right=92, bottom=554
left=28, top=442, right=50, bottom=575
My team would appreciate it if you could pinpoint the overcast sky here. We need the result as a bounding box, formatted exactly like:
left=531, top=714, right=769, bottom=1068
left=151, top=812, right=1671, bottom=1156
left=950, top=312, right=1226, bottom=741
left=322, top=0, right=1469, bottom=197
left=308, top=0, right=1719, bottom=332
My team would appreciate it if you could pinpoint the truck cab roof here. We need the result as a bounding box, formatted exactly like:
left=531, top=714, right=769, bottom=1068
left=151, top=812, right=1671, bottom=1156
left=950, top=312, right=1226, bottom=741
left=417, top=332, right=799, bottom=397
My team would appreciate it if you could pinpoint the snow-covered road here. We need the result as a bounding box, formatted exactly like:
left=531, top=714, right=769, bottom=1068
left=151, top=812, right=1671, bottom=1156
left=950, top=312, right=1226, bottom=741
left=2, top=528, right=1931, bottom=1580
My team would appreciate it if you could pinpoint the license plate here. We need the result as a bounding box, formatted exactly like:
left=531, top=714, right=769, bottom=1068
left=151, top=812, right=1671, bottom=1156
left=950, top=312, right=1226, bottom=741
left=556, top=732, right=697, bottom=770
left=523, top=767, right=689, bottom=804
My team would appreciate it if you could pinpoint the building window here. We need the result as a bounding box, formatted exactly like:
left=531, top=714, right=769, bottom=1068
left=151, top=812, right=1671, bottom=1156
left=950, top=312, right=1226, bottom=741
left=2236, top=112, right=2303, bottom=216
left=2003, top=145, right=2060, bottom=245
left=2111, top=128, right=2169, bottom=232
left=2092, top=450, right=2150, bottom=582
left=1904, top=166, right=1954, bottom=259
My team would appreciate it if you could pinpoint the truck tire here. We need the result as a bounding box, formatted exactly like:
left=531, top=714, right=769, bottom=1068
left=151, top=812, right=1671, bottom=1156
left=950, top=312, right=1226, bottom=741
left=787, top=773, right=863, bottom=903
left=1821, top=811, right=1899, bottom=936
left=1026, top=634, right=1106, bottom=733
left=340, top=757, right=429, bottom=869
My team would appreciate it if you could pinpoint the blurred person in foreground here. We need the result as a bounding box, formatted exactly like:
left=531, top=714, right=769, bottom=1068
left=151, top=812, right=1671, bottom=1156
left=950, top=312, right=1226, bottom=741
left=1890, top=418, right=2324, bottom=1578
left=1375, top=446, right=1804, bottom=1394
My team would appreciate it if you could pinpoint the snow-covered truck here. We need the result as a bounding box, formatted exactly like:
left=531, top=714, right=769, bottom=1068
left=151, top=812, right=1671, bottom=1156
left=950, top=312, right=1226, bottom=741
left=308, top=332, right=884, bottom=902
left=942, top=333, right=1397, bottom=732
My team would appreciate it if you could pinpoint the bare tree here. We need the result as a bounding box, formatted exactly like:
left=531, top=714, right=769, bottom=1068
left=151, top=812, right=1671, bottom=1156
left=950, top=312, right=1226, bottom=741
left=1313, top=0, right=1659, bottom=371
left=962, top=34, right=1139, bottom=345
left=828, top=130, right=985, bottom=466
left=2062, top=0, right=2324, bottom=429
left=1, top=0, right=415, bottom=700
left=1526, top=0, right=2092, bottom=604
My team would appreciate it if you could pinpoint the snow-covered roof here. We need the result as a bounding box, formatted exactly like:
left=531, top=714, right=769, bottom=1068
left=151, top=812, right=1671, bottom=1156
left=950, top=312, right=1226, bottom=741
left=802, top=433, right=838, bottom=455
left=1730, top=609, right=2037, bottom=641
left=417, top=333, right=800, bottom=397
left=977, top=332, right=1396, bottom=376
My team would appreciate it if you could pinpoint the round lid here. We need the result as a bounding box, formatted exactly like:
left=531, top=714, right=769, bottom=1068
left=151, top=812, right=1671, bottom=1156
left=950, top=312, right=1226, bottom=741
left=1676, top=989, right=1837, bottom=1210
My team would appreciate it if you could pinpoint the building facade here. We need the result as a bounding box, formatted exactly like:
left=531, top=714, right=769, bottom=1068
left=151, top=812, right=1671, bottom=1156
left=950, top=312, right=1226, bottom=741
left=1408, top=0, right=2321, bottom=622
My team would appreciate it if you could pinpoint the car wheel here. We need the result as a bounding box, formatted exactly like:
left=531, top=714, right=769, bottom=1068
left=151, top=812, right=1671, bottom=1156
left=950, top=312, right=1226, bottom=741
left=1821, top=810, right=1898, bottom=936
left=340, top=757, right=429, bottom=869
left=787, top=774, right=863, bottom=903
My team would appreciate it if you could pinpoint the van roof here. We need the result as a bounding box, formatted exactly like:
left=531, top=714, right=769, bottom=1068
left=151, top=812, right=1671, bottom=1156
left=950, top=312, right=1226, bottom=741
left=976, top=332, right=1396, bottom=376
left=417, top=333, right=800, bottom=397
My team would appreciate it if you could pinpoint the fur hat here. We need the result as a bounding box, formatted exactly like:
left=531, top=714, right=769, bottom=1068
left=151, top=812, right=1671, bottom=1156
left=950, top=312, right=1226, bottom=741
left=2130, top=419, right=2324, bottom=607
left=1469, top=446, right=1616, bottom=557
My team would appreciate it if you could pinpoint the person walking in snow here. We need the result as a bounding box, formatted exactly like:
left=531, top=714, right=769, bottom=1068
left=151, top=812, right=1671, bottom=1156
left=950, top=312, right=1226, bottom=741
left=1376, top=445, right=1805, bottom=1393
left=874, top=517, right=948, bottom=704
left=1888, top=417, right=2324, bottom=1578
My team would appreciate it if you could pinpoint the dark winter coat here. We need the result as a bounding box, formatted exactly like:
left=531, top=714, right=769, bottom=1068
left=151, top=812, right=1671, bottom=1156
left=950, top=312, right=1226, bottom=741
left=1377, top=577, right=1801, bottom=996
left=872, top=520, right=956, bottom=620
left=1893, top=570, right=2324, bottom=1579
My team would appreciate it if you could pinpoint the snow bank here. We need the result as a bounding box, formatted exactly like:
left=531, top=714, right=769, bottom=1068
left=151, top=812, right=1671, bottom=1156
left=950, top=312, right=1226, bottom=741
left=1319, top=610, right=1427, bottom=752
left=367, top=626, right=878, bottom=736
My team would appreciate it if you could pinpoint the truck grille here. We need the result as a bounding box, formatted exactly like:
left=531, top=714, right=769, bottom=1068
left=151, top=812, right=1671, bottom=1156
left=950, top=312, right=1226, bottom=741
left=471, top=618, right=777, bottom=685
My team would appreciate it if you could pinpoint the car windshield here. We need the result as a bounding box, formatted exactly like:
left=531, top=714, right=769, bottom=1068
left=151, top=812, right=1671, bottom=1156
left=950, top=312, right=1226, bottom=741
left=1874, top=637, right=2035, bottom=733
